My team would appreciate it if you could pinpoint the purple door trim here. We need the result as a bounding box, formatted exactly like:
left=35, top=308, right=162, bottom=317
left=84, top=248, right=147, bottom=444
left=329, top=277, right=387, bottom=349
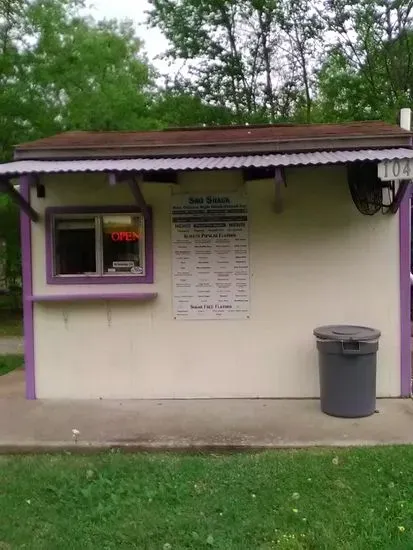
left=20, top=176, right=36, bottom=399
left=400, top=185, right=412, bottom=397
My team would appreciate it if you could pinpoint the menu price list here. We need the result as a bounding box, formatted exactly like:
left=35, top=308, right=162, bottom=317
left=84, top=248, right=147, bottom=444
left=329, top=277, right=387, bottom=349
left=171, top=193, right=250, bottom=320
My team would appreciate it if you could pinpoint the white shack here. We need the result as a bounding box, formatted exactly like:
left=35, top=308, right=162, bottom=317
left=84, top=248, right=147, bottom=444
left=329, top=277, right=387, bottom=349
left=0, top=118, right=412, bottom=400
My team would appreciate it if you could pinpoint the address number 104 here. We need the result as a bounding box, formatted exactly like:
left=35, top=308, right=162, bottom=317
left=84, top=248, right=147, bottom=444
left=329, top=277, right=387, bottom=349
left=379, top=159, right=412, bottom=181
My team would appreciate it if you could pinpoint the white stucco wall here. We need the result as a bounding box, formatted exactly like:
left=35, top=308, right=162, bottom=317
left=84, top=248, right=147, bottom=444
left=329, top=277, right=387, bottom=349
left=30, top=166, right=401, bottom=398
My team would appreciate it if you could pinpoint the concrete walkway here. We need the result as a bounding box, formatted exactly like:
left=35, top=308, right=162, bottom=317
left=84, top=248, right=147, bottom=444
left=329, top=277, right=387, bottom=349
left=0, top=397, right=413, bottom=452
left=0, top=337, right=23, bottom=355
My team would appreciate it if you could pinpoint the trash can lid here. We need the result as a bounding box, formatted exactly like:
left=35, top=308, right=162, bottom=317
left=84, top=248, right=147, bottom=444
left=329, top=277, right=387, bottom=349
left=313, top=325, right=381, bottom=341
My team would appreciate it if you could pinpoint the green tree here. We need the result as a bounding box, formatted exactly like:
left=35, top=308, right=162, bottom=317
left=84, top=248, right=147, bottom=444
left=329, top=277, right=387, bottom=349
left=0, top=0, right=158, bottom=160
left=147, top=0, right=324, bottom=122
left=0, top=194, right=20, bottom=301
left=316, top=0, right=413, bottom=121
left=0, top=0, right=34, bottom=161
left=278, top=0, right=324, bottom=122
left=152, top=85, right=236, bottom=126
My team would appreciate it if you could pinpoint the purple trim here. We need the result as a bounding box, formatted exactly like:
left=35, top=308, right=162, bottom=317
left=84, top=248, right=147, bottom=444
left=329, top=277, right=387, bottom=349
left=20, top=176, right=36, bottom=399
left=45, top=205, right=154, bottom=285
left=400, top=185, right=412, bottom=397
left=28, top=292, right=157, bottom=302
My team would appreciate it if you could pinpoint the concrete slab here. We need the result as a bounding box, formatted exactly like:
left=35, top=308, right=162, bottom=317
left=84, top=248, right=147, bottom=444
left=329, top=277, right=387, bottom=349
left=0, top=398, right=413, bottom=452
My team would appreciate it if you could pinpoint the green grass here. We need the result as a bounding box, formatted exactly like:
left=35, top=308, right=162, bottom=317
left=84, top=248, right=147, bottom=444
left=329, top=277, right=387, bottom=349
left=0, top=313, right=22, bottom=337
left=0, top=294, right=22, bottom=337
left=0, top=448, right=413, bottom=549
left=0, top=354, right=23, bottom=376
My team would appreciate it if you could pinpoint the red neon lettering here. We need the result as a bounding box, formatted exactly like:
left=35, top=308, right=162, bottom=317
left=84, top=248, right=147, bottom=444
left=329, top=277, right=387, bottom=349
left=111, top=231, right=140, bottom=242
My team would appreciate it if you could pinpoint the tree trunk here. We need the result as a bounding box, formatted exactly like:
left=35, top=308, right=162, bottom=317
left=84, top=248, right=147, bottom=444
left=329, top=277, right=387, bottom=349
left=258, top=10, right=276, bottom=122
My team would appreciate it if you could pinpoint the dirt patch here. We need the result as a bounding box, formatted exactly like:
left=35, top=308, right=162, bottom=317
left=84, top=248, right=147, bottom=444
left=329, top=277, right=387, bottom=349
left=0, top=369, right=24, bottom=398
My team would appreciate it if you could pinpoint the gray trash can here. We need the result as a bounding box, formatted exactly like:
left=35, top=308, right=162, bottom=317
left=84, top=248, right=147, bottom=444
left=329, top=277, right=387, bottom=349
left=313, top=325, right=381, bottom=418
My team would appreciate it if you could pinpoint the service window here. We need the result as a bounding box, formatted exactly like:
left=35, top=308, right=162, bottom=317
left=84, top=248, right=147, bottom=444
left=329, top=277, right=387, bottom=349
left=55, top=218, right=96, bottom=276
left=102, top=215, right=145, bottom=275
left=52, top=213, right=146, bottom=279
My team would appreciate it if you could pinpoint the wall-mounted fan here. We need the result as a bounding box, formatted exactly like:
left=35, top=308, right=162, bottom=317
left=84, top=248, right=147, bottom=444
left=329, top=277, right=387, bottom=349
left=347, top=161, right=396, bottom=215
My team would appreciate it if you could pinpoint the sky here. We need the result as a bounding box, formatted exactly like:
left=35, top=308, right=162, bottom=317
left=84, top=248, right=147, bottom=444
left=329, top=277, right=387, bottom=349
left=85, top=0, right=169, bottom=64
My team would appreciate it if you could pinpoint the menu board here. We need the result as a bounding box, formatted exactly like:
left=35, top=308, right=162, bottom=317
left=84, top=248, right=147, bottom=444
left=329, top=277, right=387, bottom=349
left=172, top=193, right=250, bottom=320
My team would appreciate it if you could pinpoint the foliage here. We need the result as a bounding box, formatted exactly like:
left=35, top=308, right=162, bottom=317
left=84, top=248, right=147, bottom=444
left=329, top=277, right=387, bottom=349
left=316, top=0, right=413, bottom=121
left=147, top=0, right=325, bottom=123
left=152, top=87, right=236, bottom=126
left=1, top=448, right=413, bottom=548
left=0, top=292, right=23, bottom=333
left=0, top=0, right=411, bottom=151
left=148, top=0, right=413, bottom=124
left=0, top=195, right=20, bottom=297
left=0, top=0, right=158, bottom=161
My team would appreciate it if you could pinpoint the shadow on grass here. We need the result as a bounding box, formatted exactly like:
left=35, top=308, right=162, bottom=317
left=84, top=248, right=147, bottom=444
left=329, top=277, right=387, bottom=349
left=0, top=311, right=22, bottom=338
left=0, top=355, right=24, bottom=376
left=0, top=294, right=23, bottom=338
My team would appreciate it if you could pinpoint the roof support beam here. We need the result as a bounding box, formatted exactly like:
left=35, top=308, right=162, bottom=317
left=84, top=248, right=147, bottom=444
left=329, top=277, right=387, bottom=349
left=108, top=172, right=119, bottom=186
left=108, top=172, right=150, bottom=219
left=274, top=167, right=286, bottom=214
left=128, top=175, right=149, bottom=219
left=0, top=177, right=39, bottom=222
left=389, top=180, right=411, bottom=214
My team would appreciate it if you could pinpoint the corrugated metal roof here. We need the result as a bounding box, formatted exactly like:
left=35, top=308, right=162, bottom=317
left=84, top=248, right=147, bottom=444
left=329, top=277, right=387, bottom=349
left=1, top=149, right=413, bottom=175
left=16, top=122, right=411, bottom=151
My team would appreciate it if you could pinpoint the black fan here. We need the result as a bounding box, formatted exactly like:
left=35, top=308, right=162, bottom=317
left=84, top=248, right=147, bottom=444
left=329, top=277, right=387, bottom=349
left=347, top=162, right=388, bottom=215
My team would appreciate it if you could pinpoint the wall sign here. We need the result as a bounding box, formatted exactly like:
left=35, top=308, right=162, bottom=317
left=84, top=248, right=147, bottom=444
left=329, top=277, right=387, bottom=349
left=112, top=261, right=134, bottom=268
left=172, top=193, right=250, bottom=320
left=377, top=158, right=412, bottom=181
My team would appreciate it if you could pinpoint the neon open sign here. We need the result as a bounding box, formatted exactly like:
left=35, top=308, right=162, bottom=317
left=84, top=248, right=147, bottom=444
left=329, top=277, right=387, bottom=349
left=111, top=231, right=140, bottom=242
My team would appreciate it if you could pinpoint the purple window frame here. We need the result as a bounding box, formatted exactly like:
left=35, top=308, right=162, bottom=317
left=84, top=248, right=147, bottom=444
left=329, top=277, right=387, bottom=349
left=45, top=205, right=154, bottom=285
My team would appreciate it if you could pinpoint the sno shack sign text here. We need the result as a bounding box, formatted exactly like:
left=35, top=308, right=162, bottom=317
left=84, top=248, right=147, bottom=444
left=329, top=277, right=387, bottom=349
left=188, top=196, right=230, bottom=205
left=378, top=158, right=413, bottom=181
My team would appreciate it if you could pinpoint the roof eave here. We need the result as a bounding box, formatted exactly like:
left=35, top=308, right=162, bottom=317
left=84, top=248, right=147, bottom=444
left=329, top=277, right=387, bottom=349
left=4, top=148, right=413, bottom=178
left=13, top=135, right=412, bottom=161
